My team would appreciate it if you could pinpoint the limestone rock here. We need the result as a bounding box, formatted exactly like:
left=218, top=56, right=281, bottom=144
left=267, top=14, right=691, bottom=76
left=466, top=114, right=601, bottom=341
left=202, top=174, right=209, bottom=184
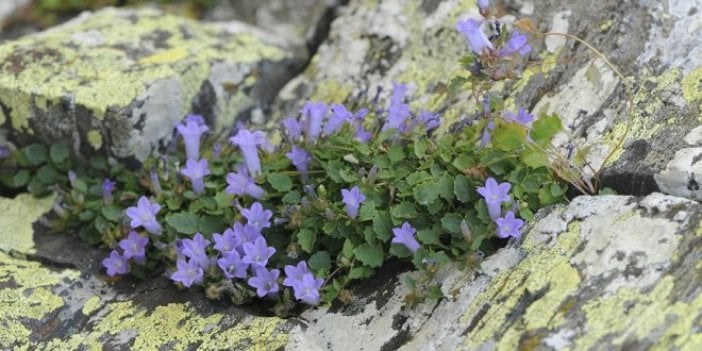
left=0, top=7, right=303, bottom=161
left=287, top=193, right=702, bottom=350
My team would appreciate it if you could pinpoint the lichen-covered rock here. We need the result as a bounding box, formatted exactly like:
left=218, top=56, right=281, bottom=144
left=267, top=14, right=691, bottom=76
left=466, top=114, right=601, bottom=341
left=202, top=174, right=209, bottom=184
left=0, top=7, right=303, bottom=161
left=287, top=193, right=702, bottom=350
left=0, top=194, right=293, bottom=350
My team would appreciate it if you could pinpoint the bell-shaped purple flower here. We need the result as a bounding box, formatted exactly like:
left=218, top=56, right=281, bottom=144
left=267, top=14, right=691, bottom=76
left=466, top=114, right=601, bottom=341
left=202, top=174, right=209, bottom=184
left=286, top=145, right=311, bottom=180
left=496, top=211, right=524, bottom=239
left=102, top=250, right=129, bottom=277
left=283, top=261, right=311, bottom=287
left=225, top=167, right=265, bottom=199
left=341, top=186, right=366, bottom=219
left=176, top=117, right=209, bottom=160
left=382, top=82, right=411, bottom=132
left=302, top=102, right=328, bottom=143
left=102, top=178, right=116, bottom=205
left=499, top=31, right=531, bottom=57
left=181, top=233, right=211, bottom=269
left=170, top=257, right=204, bottom=287
left=323, top=104, right=353, bottom=136
left=118, top=231, right=149, bottom=263
left=150, top=170, right=163, bottom=195
left=282, top=117, right=303, bottom=142
left=477, top=0, right=489, bottom=14
left=391, top=222, right=420, bottom=253
left=230, top=129, right=269, bottom=175
left=503, top=108, right=534, bottom=126
left=125, top=196, right=162, bottom=235
left=213, top=228, right=241, bottom=254
left=242, top=237, right=276, bottom=268
left=248, top=267, right=280, bottom=297
left=290, top=272, right=324, bottom=305
left=231, top=222, right=263, bottom=252
left=477, top=177, right=511, bottom=220
left=456, top=18, right=494, bottom=54
left=217, top=251, right=248, bottom=279
left=180, top=158, right=210, bottom=194
left=241, top=202, right=273, bottom=231
left=355, top=125, right=372, bottom=143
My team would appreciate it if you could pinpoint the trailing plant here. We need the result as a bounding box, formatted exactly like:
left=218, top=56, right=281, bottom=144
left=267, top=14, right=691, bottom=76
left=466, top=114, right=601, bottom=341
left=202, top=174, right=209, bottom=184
left=0, top=0, right=628, bottom=313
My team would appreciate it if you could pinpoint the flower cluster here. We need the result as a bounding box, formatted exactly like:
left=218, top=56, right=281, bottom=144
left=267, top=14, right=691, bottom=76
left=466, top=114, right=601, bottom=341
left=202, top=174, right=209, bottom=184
left=477, top=177, right=524, bottom=239
left=102, top=231, right=149, bottom=277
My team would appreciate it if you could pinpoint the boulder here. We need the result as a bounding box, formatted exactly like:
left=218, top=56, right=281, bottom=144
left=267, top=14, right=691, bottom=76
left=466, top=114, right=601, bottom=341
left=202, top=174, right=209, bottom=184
left=0, top=7, right=304, bottom=162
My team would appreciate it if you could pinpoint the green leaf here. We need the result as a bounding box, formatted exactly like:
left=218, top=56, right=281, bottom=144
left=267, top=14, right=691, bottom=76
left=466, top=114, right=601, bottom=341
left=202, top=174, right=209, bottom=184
left=342, top=239, right=355, bottom=258
left=438, top=174, right=454, bottom=201
left=36, top=165, right=61, bottom=185
left=78, top=210, right=95, bottom=221
left=214, top=191, right=234, bottom=208
left=388, top=145, right=405, bottom=164
left=359, top=201, right=377, bottom=221
left=348, top=266, right=374, bottom=280
left=538, top=187, right=558, bottom=205
left=267, top=173, right=293, bottom=192
left=372, top=211, right=393, bottom=241
left=27, top=178, right=49, bottom=196
left=338, top=168, right=359, bottom=183
left=417, top=228, right=440, bottom=245
left=282, top=191, right=301, bottom=204
left=389, top=243, right=412, bottom=258
left=12, top=170, right=31, bottom=188
left=441, top=213, right=463, bottom=234
left=308, top=251, right=331, bottom=272
left=101, top=206, right=122, bottom=222
left=452, top=155, right=473, bottom=171
left=531, top=113, right=563, bottom=147
left=391, top=202, right=418, bottom=219
left=521, top=148, right=550, bottom=169
left=297, top=229, right=316, bottom=253
left=23, top=144, right=48, bottom=166
left=427, top=284, right=444, bottom=300
left=453, top=175, right=472, bottom=202
left=199, top=215, right=225, bottom=234
left=49, top=141, right=70, bottom=164
left=165, top=212, right=200, bottom=234
left=492, top=123, right=527, bottom=151
left=413, top=182, right=440, bottom=205
left=414, top=139, right=430, bottom=158
left=354, top=243, right=384, bottom=268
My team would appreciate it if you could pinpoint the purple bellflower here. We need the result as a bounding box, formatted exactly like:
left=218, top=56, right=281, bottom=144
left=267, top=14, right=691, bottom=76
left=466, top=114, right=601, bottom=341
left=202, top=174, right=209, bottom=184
left=102, top=178, right=116, bottom=205
left=68, top=170, right=77, bottom=188
left=102, top=250, right=129, bottom=277
left=456, top=18, right=494, bottom=55
left=242, top=202, right=273, bottom=231
left=230, top=129, right=269, bottom=175
left=504, top=108, right=534, bottom=126
left=286, top=146, right=311, bottom=180
left=213, top=228, right=241, bottom=254
left=125, top=196, right=162, bottom=235
left=282, top=117, right=303, bottom=142
left=185, top=114, right=205, bottom=125
left=323, top=104, right=353, bottom=136
left=212, top=142, right=222, bottom=160
left=477, top=177, right=511, bottom=220
left=500, top=31, right=532, bottom=57
left=225, top=167, right=265, bottom=199
left=341, top=186, right=366, bottom=219
left=283, top=261, right=310, bottom=287
left=291, top=273, right=324, bottom=305
left=382, top=82, right=411, bottom=132
left=181, top=233, right=211, bottom=269
left=176, top=117, right=209, bottom=160
left=180, top=158, right=210, bottom=194
left=150, top=169, right=163, bottom=195
left=0, top=145, right=10, bottom=159
left=217, top=251, right=249, bottom=279
left=496, top=211, right=525, bottom=239
left=407, top=111, right=441, bottom=133
left=118, top=231, right=149, bottom=263
left=232, top=222, right=263, bottom=251
left=302, top=102, right=328, bottom=143
left=242, top=237, right=276, bottom=268
left=477, top=0, right=490, bottom=14
left=391, top=222, right=421, bottom=253
left=170, top=257, right=204, bottom=288
left=355, top=125, right=373, bottom=143
left=248, top=267, right=280, bottom=297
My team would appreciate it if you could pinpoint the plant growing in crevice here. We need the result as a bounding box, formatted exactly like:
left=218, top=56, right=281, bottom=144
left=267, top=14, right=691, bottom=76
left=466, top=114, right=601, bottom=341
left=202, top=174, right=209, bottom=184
left=0, top=0, right=629, bottom=314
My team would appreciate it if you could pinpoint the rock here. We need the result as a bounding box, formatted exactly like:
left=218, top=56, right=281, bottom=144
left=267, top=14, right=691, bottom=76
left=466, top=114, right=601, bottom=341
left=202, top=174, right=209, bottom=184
left=0, top=0, right=29, bottom=29
left=0, top=7, right=304, bottom=162
left=287, top=193, right=702, bottom=350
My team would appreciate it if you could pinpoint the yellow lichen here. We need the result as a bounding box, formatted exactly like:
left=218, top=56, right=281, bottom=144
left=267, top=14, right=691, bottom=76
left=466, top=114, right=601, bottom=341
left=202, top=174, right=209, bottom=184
left=81, top=296, right=102, bottom=316
left=460, top=219, right=582, bottom=349
left=682, top=66, right=702, bottom=104
left=0, top=193, right=55, bottom=254
left=86, top=130, right=103, bottom=150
